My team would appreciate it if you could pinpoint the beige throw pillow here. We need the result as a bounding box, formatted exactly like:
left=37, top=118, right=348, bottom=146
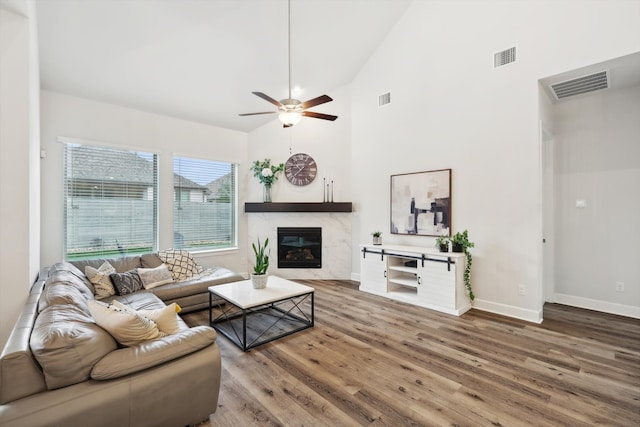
left=88, top=300, right=160, bottom=346
left=85, top=262, right=117, bottom=299
left=137, top=264, right=173, bottom=289
left=112, top=300, right=181, bottom=335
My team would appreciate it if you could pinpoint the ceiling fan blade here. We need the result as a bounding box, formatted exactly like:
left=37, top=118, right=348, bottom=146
left=252, top=92, right=283, bottom=107
left=238, top=111, right=277, bottom=116
left=301, top=95, right=333, bottom=109
left=302, top=111, right=338, bottom=121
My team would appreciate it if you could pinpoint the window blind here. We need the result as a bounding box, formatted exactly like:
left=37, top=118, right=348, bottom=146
left=64, top=143, right=158, bottom=260
left=173, top=156, right=237, bottom=251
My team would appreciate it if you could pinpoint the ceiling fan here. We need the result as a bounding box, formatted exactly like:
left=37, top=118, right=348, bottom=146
left=239, top=0, right=338, bottom=128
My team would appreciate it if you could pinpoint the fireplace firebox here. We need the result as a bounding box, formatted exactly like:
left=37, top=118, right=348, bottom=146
left=277, top=227, right=321, bottom=269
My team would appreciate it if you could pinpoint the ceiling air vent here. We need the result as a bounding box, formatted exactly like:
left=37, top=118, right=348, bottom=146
left=550, top=70, right=609, bottom=100
left=379, top=92, right=391, bottom=107
left=494, top=46, right=516, bottom=68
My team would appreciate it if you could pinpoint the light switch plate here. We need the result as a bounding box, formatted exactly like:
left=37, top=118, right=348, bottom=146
left=575, top=199, right=586, bottom=208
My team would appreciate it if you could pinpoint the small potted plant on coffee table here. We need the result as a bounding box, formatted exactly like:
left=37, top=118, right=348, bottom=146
left=251, top=237, right=270, bottom=289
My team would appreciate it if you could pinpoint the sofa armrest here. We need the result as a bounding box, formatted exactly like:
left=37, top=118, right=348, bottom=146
left=90, top=326, right=217, bottom=380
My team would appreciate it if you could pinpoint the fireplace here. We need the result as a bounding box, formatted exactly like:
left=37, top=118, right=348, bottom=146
left=277, top=227, right=322, bottom=269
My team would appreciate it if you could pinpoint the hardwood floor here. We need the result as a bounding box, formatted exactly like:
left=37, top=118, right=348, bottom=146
left=182, top=280, right=640, bottom=427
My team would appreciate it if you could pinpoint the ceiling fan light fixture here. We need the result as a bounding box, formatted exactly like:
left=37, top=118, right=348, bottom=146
left=278, top=110, right=302, bottom=126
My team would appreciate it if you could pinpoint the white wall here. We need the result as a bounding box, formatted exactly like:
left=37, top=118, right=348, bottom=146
left=40, top=91, right=249, bottom=274
left=552, top=85, right=640, bottom=317
left=350, top=0, right=640, bottom=322
left=0, top=0, right=40, bottom=348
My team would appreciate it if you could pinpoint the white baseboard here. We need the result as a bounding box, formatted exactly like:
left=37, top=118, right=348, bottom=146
left=351, top=273, right=361, bottom=282
left=553, top=293, right=640, bottom=319
left=472, top=299, right=543, bottom=324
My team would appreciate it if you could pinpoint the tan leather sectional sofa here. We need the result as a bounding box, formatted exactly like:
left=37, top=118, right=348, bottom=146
left=0, top=254, right=243, bottom=427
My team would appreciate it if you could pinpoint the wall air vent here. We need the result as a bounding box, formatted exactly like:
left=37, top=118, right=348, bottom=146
left=379, top=92, right=391, bottom=107
left=549, top=70, right=609, bottom=100
left=494, top=46, right=516, bottom=68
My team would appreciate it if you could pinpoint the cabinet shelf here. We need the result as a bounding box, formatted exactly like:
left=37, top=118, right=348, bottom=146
left=388, top=278, right=418, bottom=288
left=388, top=265, right=417, bottom=274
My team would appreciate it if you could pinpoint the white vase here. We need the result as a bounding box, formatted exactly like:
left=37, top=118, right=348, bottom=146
left=251, top=273, right=268, bottom=289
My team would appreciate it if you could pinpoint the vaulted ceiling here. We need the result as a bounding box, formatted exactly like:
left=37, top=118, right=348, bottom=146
left=36, top=0, right=412, bottom=132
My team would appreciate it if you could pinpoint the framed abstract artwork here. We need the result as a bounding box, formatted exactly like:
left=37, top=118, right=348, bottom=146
left=390, top=169, right=451, bottom=237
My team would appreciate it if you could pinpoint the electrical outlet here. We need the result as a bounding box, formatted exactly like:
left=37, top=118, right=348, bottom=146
left=518, top=284, right=526, bottom=296
left=615, top=282, right=625, bottom=292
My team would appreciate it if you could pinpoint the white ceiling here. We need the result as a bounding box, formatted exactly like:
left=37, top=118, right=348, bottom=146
left=35, top=0, right=412, bottom=132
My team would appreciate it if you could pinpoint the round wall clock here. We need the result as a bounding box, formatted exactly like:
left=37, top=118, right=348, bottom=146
left=285, top=153, right=317, bottom=186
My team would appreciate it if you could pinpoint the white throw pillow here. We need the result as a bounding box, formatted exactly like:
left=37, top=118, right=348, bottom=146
left=85, top=262, right=117, bottom=299
left=137, top=264, right=174, bottom=289
left=112, top=300, right=182, bottom=335
left=88, top=300, right=160, bottom=346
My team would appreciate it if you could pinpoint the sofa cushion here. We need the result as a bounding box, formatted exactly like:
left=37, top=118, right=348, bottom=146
left=141, top=253, right=163, bottom=268
left=109, top=270, right=144, bottom=295
left=85, top=261, right=117, bottom=299
left=38, top=283, right=91, bottom=315
left=137, top=264, right=174, bottom=289
left=112, top=300, right=181, bottom=335
left=88, top=300, right=160, bottom=346
left=44, top=269, right=95, bottom=302
left=48, top=262, right=95, bottom=295
left=157, top=249, right=203, bottom=281
left=72, top=255, right=142, bottom=274
left=30, top=304, right=117, bottom=390
left=90, top=326, right=217, bottom=380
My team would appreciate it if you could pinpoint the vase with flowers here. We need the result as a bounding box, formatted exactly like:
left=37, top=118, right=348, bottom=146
left=252, top=159, right=284, bottom=202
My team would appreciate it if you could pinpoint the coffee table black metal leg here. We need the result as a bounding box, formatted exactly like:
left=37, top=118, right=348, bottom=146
left=311, top=292, right=315, bottom=326
left=209, top=292, right=212, bottom=325
left=242, top=309, right=247, bottom=351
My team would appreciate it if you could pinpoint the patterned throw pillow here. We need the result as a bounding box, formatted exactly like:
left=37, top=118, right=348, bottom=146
left=137, top=264, right=174, bottom=289
left=112, top=300, right=181, bottom=335
left=88, top=300, right=159, bottom=347
left=85, top=262, right=117, bottom=299
left=157, top=249, right=203, bottom=281
left=109, top=270, right=144, bottom=296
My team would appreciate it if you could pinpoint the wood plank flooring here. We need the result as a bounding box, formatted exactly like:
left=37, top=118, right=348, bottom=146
left=182, top=280, right=640, bottom=427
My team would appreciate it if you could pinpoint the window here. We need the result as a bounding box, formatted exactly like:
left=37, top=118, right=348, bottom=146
left=64, top=143, right=158, bottom=260
left=173, top=156, right=237, bottom=251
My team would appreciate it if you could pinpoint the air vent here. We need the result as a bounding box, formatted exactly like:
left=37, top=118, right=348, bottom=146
left=379, top=92, right=391, bottom=107
left=550, top=70, right=609, bottom=100
left=494, top=46, right=516, bottom=68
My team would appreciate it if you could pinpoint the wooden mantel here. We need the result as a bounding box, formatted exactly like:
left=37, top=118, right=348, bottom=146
left=244, top=202, right=352, bottom=213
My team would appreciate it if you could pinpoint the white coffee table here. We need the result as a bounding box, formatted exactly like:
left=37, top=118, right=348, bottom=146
left=208, top=276, right=314, bottom=351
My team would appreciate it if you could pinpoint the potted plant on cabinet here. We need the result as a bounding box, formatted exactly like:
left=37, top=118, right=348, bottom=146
left=371, top=231, right=383, bottom=245
left=435, top=236, right=449, bottom=252
left=450, top=229, right=475, bottom=301
left=251, top=237, right=270, bottom=289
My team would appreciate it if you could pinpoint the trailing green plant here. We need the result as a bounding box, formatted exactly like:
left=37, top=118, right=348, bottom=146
left=252, top=237, right=270, bottom=275
left=450, top=230, right=475, bottom=301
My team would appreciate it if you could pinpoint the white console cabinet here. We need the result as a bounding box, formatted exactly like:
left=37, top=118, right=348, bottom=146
left=359, top=244, right=470, bottom=316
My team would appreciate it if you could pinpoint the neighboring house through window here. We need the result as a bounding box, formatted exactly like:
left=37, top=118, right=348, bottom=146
left=173, top=156, right=237, bottom=251
left=63, top=143, right=158, bottom=260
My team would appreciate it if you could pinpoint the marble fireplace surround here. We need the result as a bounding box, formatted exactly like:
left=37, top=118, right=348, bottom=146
left=247, top=211, right=352, bottom=280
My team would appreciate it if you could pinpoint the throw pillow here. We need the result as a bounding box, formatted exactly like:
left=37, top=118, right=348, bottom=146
left=109, top=270, right=144, bottom=296
left=87, top=300, right=160, bottom=347
left=157, top=249, right=203, bottom=281
left=85, top=261, right=117, bottom=299
left=112, top=300, right=182, bottom=335
left=137, top=264, right=173, bottom=289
